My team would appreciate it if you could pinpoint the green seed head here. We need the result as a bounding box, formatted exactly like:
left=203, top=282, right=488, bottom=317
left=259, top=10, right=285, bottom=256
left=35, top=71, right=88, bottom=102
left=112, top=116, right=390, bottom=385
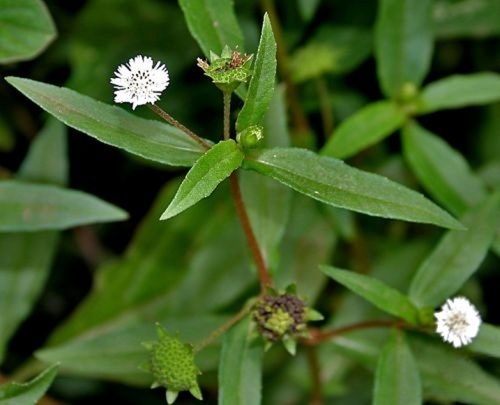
left=143, top=324, right=202, bottom=404
left=197, top=46, right=253, bottom=93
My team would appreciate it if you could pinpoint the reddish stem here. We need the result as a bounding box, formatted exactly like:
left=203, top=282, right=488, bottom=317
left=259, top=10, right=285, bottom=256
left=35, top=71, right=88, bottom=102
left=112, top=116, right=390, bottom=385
left=229, top=172, right=272, bottom=292
left=303, top=319, right=409, bottom=346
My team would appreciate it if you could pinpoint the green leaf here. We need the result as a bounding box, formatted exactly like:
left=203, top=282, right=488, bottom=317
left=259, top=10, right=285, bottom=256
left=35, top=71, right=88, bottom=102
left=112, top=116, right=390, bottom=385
left=289, top=26, right=372, bottom=82
left=276, top=194, right=337, bottom=302
left=0, top=180, right=127, bottom=232
left=418, top=73, right=500, bottom=114
left=322, top=100, right=405, bottom=159
left=240, top=171, right=290, bottom=271
left=0, top=120, right=65, bottom=363
left=375, top=0, right=433, bottom=98
left=374, top=331, right=421, bottom=405
left=37, top=316, right=226, bottom=385
left=45, top=182, right=253, bottom=360
left=218, top=317, right=263, bottom=405
left=413, top=338, right=500, bottom=405
left=320, top=266, right=420, bottom=324
left=0, top=0, right=56, bottom=63
left=402, top=121, right=487, bottom=216
left=244, top=147, right=463, bottom=229
left=178, top=0, right=244, bottom=56
left=6, top=77, right=208, bottom=167
left=409, top=192, right=500, bottom=308
left=0, top=364, right=58, bottom=404
left=160, top=140, right=244, bottom=220
left=470, top=323, right=500, bottom=359
left=433, top=0, right=500, bottom=39
left=236, top=14, right=277, bottom=133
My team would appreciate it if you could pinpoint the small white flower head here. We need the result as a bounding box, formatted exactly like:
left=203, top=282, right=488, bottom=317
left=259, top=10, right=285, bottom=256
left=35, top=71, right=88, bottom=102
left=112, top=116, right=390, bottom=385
left=110, top=55, right=169, bottom=110
left=434, top=296, right=481, bottom=348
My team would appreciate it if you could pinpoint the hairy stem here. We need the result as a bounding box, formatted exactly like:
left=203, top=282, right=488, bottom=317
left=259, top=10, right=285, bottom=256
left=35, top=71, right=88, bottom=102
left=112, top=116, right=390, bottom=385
left=306, top=346, right=324, bottom=405
left=223, top=91, right=231, bottom=140
left=148, top=104, right=210, bottom=150
left=230, top=172, right=272, bottom=292
left=221, top=88, right=273, bottom=292
left=303, top=319, right=414, bottom=345
left=194, top=305, right=251, bottom=352
left=315, top=76, right=334, bottom=138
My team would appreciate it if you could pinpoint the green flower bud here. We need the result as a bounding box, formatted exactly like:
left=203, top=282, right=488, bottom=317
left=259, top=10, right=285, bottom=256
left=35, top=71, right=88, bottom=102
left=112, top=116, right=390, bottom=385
left=236, top=125, right=264, bottom=148
left=197, top=46, right=253, bottom=93
left=142, top=323, right=202, bottom=404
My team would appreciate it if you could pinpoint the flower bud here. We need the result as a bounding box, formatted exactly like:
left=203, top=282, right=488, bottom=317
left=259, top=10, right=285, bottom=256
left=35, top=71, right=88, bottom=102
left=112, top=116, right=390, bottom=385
left=236, top=125, right=264, bottom=149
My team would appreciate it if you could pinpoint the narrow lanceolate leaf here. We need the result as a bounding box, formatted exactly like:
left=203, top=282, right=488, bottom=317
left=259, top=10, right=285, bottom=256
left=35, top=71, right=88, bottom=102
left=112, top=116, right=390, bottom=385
left=244, top=147, right=463, bottom=229
left=322, top=100, right=405, bottom=159
left=6, top=77, right=207, bottom=167
left=409, top=193, right=500, bottom=308
left=375, top=0, right=433, bottom=98
left=413, top=338, right=500, bottom=405
left=374, top=331, right=421, bottom=405
left=433, top=0, right=500, bottom=39
left=179, top=0, right=244, bottom=56
left=0, top=121, right=65, bottom=362
left=418, top=73, right=500, bottom=114
left=218, top=317, right=263, bottom=405
left=236, top=14, right=277, bottom=133
left=0, top=364, right=58, bottom=404
left=320, top=266, right=420, bottom=324
left=0, top=180, right=127, bottom=232
left=470, top=324, right=500, bottom=359
left=0, top=0, right=56, bottom=63
left=403, top=121, right=487, bottom=216
left=161, top=140, right=244, bottom=220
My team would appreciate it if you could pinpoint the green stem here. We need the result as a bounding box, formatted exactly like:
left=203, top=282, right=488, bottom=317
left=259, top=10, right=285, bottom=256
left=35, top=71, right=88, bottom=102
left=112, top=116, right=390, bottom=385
left=315, top=76, right=334, bottom=138
left=194, top=305, right=251, bottom=352
left=148, top=104, right=210, bottom=150
left=223, top=91, right=232, bottom=140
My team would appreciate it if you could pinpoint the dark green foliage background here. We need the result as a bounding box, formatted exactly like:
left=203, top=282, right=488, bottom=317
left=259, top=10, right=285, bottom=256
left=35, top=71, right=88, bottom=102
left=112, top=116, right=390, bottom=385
left=1, top=0, right=500, bottom=404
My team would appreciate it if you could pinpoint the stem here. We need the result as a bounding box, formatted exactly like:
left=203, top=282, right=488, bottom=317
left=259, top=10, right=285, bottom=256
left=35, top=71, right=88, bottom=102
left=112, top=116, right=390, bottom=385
left=220, top=87, right=273, bottom=292
left=261, top=0, right=311, bottom=138
left=223, top=91, right=231, bottom=140
left=315, top=76, right=334, bottom=138
left=306, top=346, right=324, bottom=405
left=303, top=319, right=413, bottom=346
left=148, top=104, right=210, bottom=150
left=194, top=305, right=251, bottom=352
left=229, top=172, right=272, bottom=292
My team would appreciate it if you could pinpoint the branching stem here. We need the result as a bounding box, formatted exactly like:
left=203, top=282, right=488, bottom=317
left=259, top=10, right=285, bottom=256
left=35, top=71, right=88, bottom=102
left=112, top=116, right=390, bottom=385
left=302, top=319, right=415, bottom=345
left=194, top=305, right=251, bottom=352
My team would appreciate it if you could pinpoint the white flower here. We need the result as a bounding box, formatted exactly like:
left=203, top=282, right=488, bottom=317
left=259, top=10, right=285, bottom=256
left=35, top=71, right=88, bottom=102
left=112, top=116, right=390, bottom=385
left=434, top=296, right=481, bottom=348
left=110, top=55, right=169, bottom=110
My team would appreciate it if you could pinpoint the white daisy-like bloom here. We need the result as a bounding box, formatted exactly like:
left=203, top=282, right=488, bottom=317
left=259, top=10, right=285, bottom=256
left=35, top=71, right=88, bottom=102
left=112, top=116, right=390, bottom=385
left=434, top=296, right=482, bottom=348
left=110, top=55, right=169, bottom=110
